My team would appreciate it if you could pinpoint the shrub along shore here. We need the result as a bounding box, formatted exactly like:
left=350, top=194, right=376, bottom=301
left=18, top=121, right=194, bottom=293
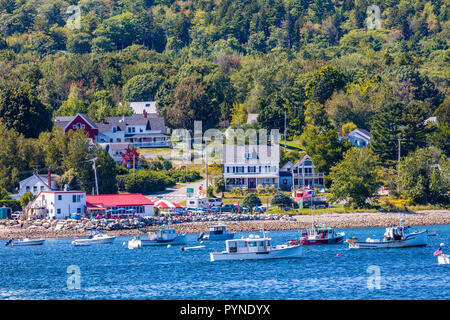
left=0, top=210, right=448, bottom=240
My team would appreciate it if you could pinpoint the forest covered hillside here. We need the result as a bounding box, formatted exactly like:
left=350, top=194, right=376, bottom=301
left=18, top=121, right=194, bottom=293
left=0, top=0, right=448, bottom=196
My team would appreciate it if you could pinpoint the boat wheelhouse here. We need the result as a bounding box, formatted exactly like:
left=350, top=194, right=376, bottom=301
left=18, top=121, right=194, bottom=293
left=288, top=224, right=345, bottom=245
left=210, top=234, right=303, bottom=261
left=198, top=225, right=234, bottom=241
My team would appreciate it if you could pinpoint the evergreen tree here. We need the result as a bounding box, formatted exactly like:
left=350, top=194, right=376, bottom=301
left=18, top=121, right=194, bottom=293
left=370, top=102, right=404, bottom=164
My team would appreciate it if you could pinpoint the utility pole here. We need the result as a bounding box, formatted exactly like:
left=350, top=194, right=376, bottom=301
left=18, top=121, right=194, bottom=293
left=397, top=138, right=401, bottom=193
left=186, top=131, right=189, bottom=176
left=133, top=152, right=135, bottom=181
left=205, top=140, right=209, bottom=190
left=91, top=158, right=99, bottom=195
left=284, top=110, right=287, bottom=152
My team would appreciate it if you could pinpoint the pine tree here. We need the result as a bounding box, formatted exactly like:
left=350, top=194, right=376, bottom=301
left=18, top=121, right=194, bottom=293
left=370, top=102, right=404, bottom=164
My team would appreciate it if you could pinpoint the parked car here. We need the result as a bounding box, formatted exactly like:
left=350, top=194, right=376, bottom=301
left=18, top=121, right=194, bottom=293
left=220, top=204, right=243, bottom=213
left=207, top=198, right=223, bottom=207
left=10, top=212, right=21, bottom=220
left=253, top=206, right=266, bottom=213
left=208, top=206, right=221, bottom=213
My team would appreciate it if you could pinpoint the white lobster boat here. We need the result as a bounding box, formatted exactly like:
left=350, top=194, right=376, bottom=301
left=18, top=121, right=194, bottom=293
left=72, top=229, right=116, bottom=246
left=5, top=238, right=45, bottom=246
left=348, top=222, right=428, bottom=249
left=198, top=225, right=234, bottom=241
left=128, top=227, right=186, bottom=249
left=210, top=234, right=303, bottom=261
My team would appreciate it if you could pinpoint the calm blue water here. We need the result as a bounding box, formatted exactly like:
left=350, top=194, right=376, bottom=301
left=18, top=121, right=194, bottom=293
left=1, top=225, right=449, bottom=300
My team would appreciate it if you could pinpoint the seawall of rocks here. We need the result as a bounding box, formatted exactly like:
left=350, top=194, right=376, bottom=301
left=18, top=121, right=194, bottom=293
left=0, top=210, right=448, bottom=240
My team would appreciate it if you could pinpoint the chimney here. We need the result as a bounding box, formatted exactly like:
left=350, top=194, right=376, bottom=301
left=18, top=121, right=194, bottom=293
left=47, top=167, right=51, bottom=189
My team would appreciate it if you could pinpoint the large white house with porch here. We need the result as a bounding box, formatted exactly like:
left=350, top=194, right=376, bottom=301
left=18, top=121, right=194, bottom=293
left=223, top=144, right=279, bottom=190
left=291, top=155, right=325, bottom=189
left=27, top=191, right=86, bottom=219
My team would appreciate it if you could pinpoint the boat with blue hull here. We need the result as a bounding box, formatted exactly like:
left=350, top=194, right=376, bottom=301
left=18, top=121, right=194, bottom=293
left=198, top=224, right=234, bottom=241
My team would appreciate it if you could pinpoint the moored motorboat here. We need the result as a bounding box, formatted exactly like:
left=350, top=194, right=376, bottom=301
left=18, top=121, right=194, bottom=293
left=348, top=221, right=427, bottom=249
left=210, top=233, right=303, bottom=261
left=288, top=224, right=345, bottom=245
left=127, top=227, right=186, bottom=249
left=198, top=224, right=234, bottom=241
left=5, top=238, right=45, bottom=246
left=72, top=229, right=115, bottom=246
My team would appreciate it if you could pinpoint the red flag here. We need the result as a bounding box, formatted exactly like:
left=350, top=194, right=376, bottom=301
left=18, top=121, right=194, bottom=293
left=434, top=247, right=442, bottom=256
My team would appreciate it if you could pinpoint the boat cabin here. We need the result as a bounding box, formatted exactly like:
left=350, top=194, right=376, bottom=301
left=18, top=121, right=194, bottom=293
left=384, top=226, right=407, bottom=241
left=300, top=226, right=337, bottom=240
left=148, top=228, right=178, bottom=241
left=209, top=225, right=228, bottom=236
left=225, top=235, right=272, bottom=253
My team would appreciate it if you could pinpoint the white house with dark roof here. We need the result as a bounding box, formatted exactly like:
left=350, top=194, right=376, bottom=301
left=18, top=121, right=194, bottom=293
left=13, top=171, right=60, bottom=200
left=223, top=144, right=279, bottom=190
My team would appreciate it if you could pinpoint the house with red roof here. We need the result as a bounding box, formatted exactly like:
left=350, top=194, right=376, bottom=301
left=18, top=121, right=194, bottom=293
left=85, top=193, right=155, bottom=218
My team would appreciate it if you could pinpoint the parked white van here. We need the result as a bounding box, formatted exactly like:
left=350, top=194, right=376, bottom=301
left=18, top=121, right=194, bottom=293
left=208, top=198, right=223, bottom=207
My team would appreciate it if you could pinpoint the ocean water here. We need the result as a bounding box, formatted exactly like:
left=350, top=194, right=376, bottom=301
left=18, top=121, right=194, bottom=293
left=0, top=224, right=449, bottom=300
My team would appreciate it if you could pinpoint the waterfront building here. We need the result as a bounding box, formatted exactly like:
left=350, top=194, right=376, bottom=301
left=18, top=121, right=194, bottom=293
left=85, top=194, right=155, bottom=218
left=27, top=190, right=86, bottom=219
left=223, top=144, right=279, bottom=190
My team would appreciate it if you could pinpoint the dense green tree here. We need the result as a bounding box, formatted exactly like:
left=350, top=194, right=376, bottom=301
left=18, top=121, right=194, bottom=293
left=159, top=74, right=218, bottom=131
left=398, top=147, right=449, bottom=204
left=270, top=191, right=292, bottom=208
left=370, top=102, right=404, bottom=164
left=243, top=193, right=262, bottom=212
left=122, top=73, right=164, bottom=102
left=0, top=86, right=52, bottom=138
left=329, top=148, right=381, bottom=208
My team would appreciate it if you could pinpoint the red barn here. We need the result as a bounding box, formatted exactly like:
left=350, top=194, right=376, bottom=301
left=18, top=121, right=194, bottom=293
left=54, top=113, right=99, bottom=140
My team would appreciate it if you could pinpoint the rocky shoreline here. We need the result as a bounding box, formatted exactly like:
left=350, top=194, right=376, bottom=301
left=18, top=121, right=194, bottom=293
left=0, top=210, right=448, bottom=240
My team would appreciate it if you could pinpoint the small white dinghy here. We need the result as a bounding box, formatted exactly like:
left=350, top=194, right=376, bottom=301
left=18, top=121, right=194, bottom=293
left=5, top=238, right=45, bottom=246
left=210, top=232, right=303, bottom=261
left=72, top=229, right=115, bottom=246
left=436, top=243, right=450, bottom=265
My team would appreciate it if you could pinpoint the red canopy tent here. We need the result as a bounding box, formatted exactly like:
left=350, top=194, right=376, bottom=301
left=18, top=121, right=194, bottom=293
left=153, top=199, right=183, bottom=209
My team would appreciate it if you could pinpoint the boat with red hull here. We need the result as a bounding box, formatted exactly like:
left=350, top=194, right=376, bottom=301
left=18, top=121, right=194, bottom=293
left=288, top=225, right=345, bottom=246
